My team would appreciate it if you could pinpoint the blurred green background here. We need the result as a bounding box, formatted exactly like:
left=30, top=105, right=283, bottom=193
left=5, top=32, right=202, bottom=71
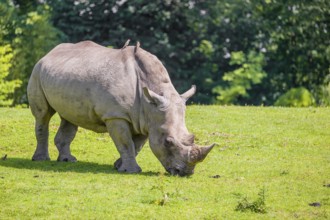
left=1, top=0, right=329, bottom=106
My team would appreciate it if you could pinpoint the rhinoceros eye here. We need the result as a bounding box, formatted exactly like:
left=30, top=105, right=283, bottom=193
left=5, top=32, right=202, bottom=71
left=164, top=136, right=174, bottom=148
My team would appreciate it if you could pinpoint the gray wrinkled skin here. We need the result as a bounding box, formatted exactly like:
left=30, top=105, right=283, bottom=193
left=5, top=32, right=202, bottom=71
left=27, top=41, right=214, bottom=176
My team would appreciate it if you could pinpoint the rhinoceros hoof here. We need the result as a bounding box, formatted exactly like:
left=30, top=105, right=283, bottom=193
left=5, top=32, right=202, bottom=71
left=114, top=158, right=122, bottom=170
left=57, top=155, right=77, bottom=162
left=118, top=164, right=142, bottom=173
left=32, top=154, right=50, bottom=161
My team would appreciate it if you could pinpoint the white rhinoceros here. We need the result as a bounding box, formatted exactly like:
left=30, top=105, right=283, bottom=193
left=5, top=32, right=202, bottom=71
left=27, top=40, right=214, bottom=176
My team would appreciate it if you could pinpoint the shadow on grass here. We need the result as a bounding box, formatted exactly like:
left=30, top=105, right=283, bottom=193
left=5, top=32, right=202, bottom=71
left=0, top=157, right=161, bottom=177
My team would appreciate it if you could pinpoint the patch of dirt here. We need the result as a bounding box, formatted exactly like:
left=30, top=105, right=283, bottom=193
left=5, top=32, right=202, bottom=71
left=210, top=175, right=221, bottom=179
left=210, top=132, right=232, bottom=138
left=309, top=202, right=321, bottom=207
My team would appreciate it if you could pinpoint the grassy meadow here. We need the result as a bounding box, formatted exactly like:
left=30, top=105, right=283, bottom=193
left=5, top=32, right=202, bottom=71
left=0, top=106, right=329, bottom=219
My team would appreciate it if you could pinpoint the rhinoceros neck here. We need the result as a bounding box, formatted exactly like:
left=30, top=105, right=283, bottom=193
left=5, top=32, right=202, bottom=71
left=133, top=46, right=181, bottom=131
left=134, top=47, right=174, bottom=93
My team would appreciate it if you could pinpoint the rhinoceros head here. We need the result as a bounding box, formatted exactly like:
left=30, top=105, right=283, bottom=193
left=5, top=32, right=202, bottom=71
left=143, top=85, right=215, bottom=176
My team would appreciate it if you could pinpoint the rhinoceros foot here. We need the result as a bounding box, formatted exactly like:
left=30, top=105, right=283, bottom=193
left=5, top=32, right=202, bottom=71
left=115, top=158, right=141, bottom=173
left=114, top=158, right=141, bottom=173
left=32, top=153, right=50, bottom=161
left=57, top=154, right=77, bottom=162
left=118, top=164, right=142, bottom=173
left=114, top=158, right=122, bottom=170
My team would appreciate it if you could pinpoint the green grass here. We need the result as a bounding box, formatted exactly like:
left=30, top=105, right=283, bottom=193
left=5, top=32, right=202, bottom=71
left=0, top=106, right=329, bottom=219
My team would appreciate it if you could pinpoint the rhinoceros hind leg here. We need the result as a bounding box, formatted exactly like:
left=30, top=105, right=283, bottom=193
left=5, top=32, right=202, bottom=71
left=32, top=116, right=53, bottom=161
left=106, top=120, right=142, bottom=173
left=30, top=92, right=55, bottom=161
left=55, top=117, right=78, bottom=162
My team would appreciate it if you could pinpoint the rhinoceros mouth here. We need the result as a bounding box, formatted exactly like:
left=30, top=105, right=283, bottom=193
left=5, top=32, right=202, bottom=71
left=166, top=167, right=194, bottom=177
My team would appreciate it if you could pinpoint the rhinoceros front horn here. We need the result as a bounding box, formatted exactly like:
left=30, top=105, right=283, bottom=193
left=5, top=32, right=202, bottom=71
left=188, top=143, right=215, bottom=164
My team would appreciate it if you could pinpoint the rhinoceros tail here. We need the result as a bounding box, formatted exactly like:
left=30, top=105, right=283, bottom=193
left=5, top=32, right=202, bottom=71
left=135, top=41, right=140, bottom=53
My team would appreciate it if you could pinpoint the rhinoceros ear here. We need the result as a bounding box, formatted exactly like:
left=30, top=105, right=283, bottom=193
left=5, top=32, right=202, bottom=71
left=181, top=85, right=196, bottom=102
left=143, top=87, right=169, bottom=108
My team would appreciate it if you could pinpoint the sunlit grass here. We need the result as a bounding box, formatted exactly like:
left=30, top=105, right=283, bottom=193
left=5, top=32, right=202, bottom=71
left=0, top=106, right=329, bottom=219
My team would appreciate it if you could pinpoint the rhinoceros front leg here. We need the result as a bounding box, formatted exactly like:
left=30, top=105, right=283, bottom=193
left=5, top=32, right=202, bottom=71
left=54, top=118, right=78, bottom=162
left=106, top=119, right=142, bottom=173
left=114, top=134, right=147, bottom=170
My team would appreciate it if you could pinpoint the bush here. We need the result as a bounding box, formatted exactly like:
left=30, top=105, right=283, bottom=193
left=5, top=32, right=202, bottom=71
left=319, top=83, right=330, bottom=106
left=317, top=76, right=330, bottom=106
left=235, top=188, right=267, bottom=214
left=0, top=1, right=61, bottom=105
left=275, top=87, right=315, bottom=107
left=0, top=44, right=21, bottom=106
left=213, top=51, right=266, bottom=105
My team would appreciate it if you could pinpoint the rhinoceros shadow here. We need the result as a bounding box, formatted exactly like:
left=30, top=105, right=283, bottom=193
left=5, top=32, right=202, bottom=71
left=0, top=157, right=161, bottom=176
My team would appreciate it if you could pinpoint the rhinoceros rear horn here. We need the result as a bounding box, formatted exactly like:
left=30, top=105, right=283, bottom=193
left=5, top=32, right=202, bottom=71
left=188, top=143, right=215, bottom=164
left=181, top=85, right=196, bottom=102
